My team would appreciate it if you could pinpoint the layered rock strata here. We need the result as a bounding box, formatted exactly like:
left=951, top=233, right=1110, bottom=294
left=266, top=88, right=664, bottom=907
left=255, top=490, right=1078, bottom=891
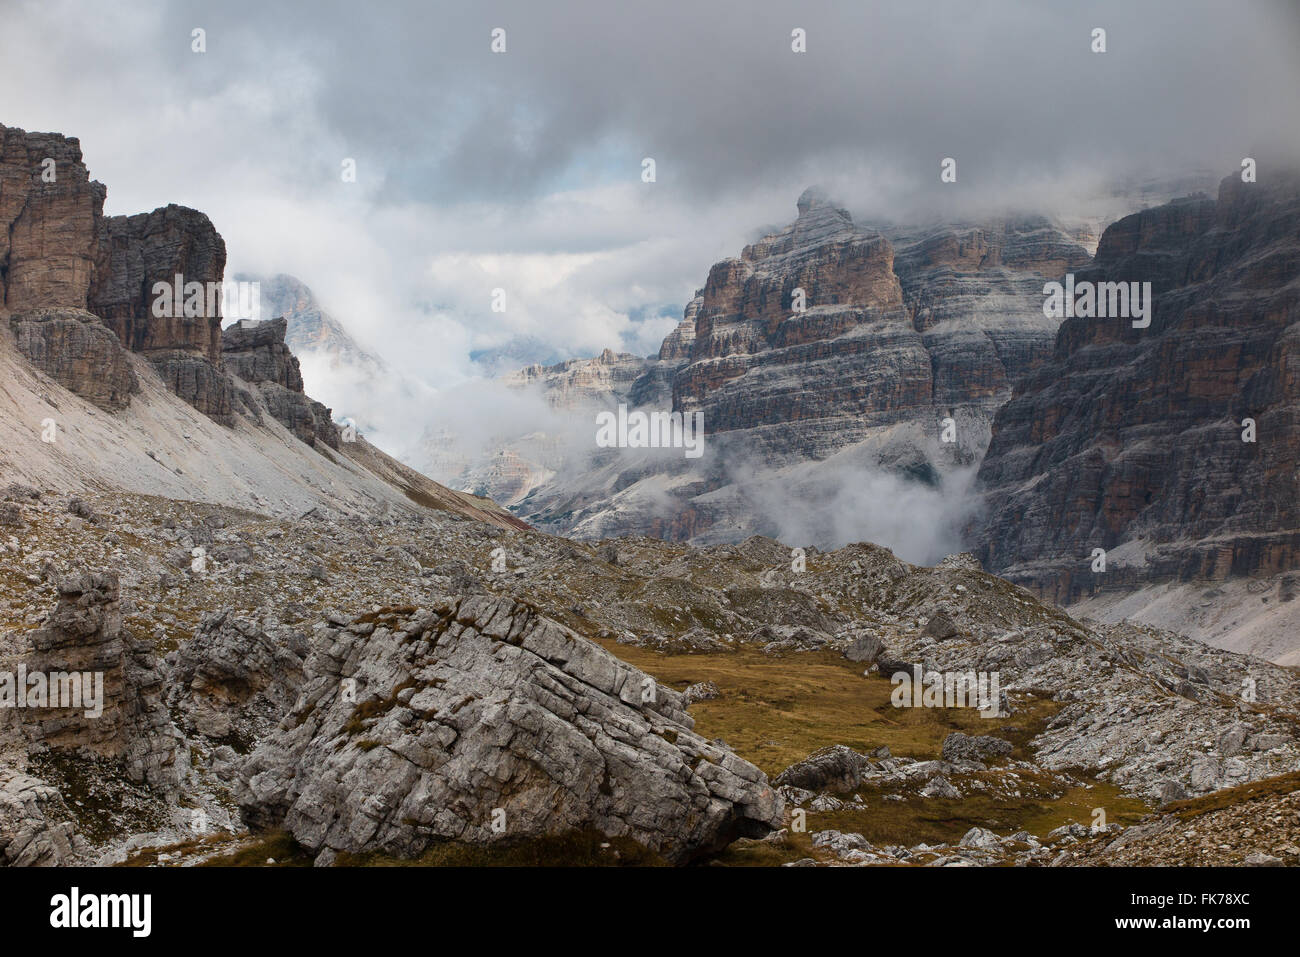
left=237, top=596, right=783, bottom=863
left=974, top=174, right=1300, bottom=603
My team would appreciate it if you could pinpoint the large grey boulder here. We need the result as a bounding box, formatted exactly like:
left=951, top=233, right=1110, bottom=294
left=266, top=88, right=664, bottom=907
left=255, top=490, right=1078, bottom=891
left=0, top=770, right=83, bottom=866
left=236, top=596, right=782, bottom=863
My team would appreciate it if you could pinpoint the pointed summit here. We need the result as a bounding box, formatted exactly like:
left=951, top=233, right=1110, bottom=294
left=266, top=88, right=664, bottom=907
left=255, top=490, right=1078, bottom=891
left=796, top=185, right=833, bottom=215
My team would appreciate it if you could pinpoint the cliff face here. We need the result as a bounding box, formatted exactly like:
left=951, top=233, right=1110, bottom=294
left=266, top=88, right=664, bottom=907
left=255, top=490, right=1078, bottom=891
left=1, top=124, right=231, bottom=418
left=490, top=189, right=1088, bottom=551
left=8, top=307, right=137, bottom=410
left=222, top=317, right=337, bottom=449
left=0, top=127, right=104, bottom=313
left=90, top=205, right=226, bottom=362
left=671, top=190, right=927, bottom=463
left=90, top=204, right=233, bottom=422
left=0, top=123, right=520, bottom=532
left=973, top=175, right=1300, bottom=603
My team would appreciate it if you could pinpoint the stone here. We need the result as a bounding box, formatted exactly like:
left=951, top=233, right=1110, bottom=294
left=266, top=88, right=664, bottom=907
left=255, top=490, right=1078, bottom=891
left=922, top=611, right=960, bottom=640
left=1217, top=723, right=1250, bottom=758
left=0, top=770, right=81, bottom=866
left=942, top=732, right=1013, bottom=763
left=1157, top=780, right=1188, bottom=805
left=166, top=610, right=308, bottom=748
left=236, top=597, right=782, bottom=863
left=843, top=631, right=884, bottom=663
left=920, top=775, right=960, bottom=799
left=959, top=826, right=1002, bottom=849
left=773, top=745, right=869, bottom=793
left=1242, top=852, right=1283, bottom=866
left=682, top=680, right=721, bottom=706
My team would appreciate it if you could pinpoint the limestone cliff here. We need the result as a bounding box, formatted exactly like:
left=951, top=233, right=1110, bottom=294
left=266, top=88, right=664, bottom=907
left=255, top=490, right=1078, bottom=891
left=973, top=174, right=1300, bottom=604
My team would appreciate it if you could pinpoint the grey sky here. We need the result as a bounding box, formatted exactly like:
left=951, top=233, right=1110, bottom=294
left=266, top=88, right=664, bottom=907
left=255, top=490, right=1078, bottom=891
left=3, top=0, right=1297, bottom=393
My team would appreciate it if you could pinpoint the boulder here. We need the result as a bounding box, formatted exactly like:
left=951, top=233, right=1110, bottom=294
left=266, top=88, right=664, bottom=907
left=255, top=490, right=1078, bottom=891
left=773, top=745, right=869, bottom=793
left=682, top=681, right=721, bottom=706
left=843, top=632, right=884, bottom=663
left=237, top=597, right=782, bottom=863
left=941, top=732, right=1013, bottom=763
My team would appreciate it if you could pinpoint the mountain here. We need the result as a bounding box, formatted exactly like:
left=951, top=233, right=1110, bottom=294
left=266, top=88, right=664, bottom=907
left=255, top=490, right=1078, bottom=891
left=5, top=123, right=1300, bottom=870
left=0, top=123, right=519, bottom=529
left=235, top=272, right=386, bottom=374
left=973, top=173, right=1300, bottom=662
left=468, top=188, right=1092, bottom=558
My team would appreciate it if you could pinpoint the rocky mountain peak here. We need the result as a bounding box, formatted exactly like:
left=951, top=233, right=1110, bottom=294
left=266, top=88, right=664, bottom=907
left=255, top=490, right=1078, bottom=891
left=796, top=185, right=834, bottom=215
left=744, top=186, right=859, bottom=263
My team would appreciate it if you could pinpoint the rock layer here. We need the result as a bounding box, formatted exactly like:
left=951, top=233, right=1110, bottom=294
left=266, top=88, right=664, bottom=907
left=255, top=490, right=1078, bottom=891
left=9, top=307, right=137, bottom=410
left=479, top=189, right=1088, bottom=551
left=237, top=597, right=783, bottom=863
left=974, top=174, right=1300, bottom=603
left=2, top=571, right=183, bottom=794
left=222, top=318, right=338, bottom=448
left=0, top=126, right=104, bottom=313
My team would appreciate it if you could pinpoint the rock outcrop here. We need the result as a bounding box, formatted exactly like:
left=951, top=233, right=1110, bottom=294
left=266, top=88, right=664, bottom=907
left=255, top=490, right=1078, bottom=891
left=166, top=609, right=309, bottom=750
left=5, top=571, right=184, bottom=795
left=973, top=174, right=1300, bottom=604
left=9, top=307, right=137, bottom=410
left=0, top=770, right=82, bottom=866
left=89, top=205, right=226, bottom=363
left=89, top=204, right=234, bottom=421
left=468, top=189, right=1090, bottom=553
left=1, top=124, right=234, bottom=419
left=237, top=597, right=783, bottom=863
left=222, top=318, right=338, bottom=448
left=0, top=126, right=104, bottom=313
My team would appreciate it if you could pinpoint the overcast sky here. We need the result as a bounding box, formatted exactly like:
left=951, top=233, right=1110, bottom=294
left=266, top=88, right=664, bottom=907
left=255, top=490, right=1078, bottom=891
left=4, top=0, right=1298, bottom=389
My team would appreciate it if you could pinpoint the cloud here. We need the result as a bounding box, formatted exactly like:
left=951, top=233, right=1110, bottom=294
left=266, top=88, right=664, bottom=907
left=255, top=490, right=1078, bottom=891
left=5, top=0, right=1297, bottom=377
left=3, top=0, right=1297, bottom=552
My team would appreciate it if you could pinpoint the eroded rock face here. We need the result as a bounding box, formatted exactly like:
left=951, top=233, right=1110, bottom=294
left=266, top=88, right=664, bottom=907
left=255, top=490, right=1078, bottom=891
left=1, top=123, right=235, bottom=419
left=89, top=204, right=226, bottom=364
left=0, top=770, right=82, bottom=866
left=675, top=189, right=915, bottom=449
left=4, top=572, right=183, bottom=795
left=165, top=610, right=309, bottom=749
left=221, top=318, right=304, bottom=391
left=89, top=205, right=234, bottom=419
left=222, top=318, right=338, bottom=448
left=9, top=308, right=138, bottom=410
left=0, top=126, right=105, bottom=313
left=974, top=174, right=1300, bottom=603
left=237, top=597, right=783, bottom=863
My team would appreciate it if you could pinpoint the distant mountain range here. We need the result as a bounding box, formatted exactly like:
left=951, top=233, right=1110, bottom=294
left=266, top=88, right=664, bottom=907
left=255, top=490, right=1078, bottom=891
left=268, top=175, right=1300, bottom=662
